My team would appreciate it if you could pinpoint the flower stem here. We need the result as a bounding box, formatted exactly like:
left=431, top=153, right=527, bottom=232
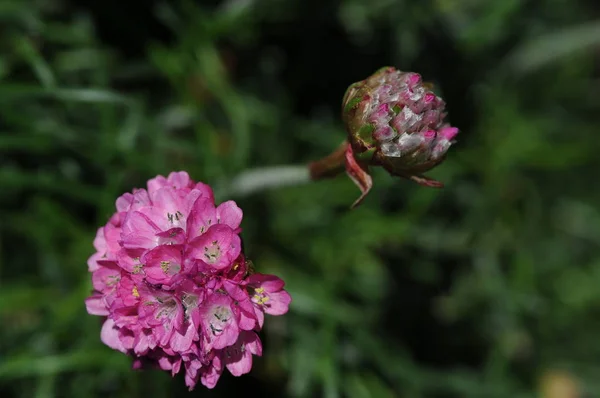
left=307, top=140, right=348, bottom=180
left=227, top=165, right=311, bottom=197
left=226, top=141, right=349, bottom=198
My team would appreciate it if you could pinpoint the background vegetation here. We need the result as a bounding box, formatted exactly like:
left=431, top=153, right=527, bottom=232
left=1, top=0, right=600, bottom=397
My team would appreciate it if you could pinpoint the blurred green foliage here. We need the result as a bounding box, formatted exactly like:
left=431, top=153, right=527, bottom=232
left=1, top=0, right=600, bottom=397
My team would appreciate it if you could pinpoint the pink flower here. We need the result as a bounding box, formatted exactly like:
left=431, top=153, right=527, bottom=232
left=85, top=171, right=291, bottom=390
left=188, top=224, right=242, bottom=271
left=200, top=292, right=240, bottom=350
left=247, top=274, right=292, bottom=328
left=141, top=244, right=186, bottom=285
left=220, top=331, right=263, bottom=377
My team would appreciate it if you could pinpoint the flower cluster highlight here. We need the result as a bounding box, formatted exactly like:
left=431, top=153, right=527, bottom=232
left=85, top=171, right=291, bottom=389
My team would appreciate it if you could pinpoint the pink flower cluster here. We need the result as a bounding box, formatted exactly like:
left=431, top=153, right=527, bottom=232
left=85, top=171, right=291, bottom=389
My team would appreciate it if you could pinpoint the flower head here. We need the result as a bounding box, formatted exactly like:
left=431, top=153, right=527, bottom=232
left=86, top=171, right=291, bottom=390
left=342, top=67, right=459, bottom=207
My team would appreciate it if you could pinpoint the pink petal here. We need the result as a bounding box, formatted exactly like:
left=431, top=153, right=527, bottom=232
left=149, top=187, right=188, bottom=229
left=170, top=322, right=196, bottom=353
left=245, top=332, right=263, bottom=356
left=212, top=322, right=239, bottom=350
left=118, top=327, right=135, bottom=350
left=92, top=227, right=106, bottom=252
left=158, top=355, right=181, bottom=375
left=121, top=211, right=160, bottom=249
left=115, top=275, right=140, bottom=307
left=103, top=222, right=122, bottom=256
left=155, top=227, right=186, bottom=246
left=216, top=201, right=243, bottom=231
left=186, top=197, right=217, bottom=240
left=439, top=126, right=459, bottom=141
left=100, top=318, right=127, bottom=353
left=224, top=332, right=261, bottom=376
left=116, top=189, right=151, bottom=212
left=183, top=189, right=204, bottom=215
left=115, top=248, right=143, bottom=273
left=199, top=356, right=223, bottom=390
left=193, top=182, right=215, bottom=203
left=236, top=305, right=257, bottom=331
left=85, top=295, right=109, bottom=316
left=116, top=193, right=134, bottom=212
left=147, top=175, right=168, bottom=194
left=248, top=273, right=285, bottom=291
left=225, top=350, right=252, bottom=377
left=172, top=357, right=182, bottom=375
left=253, top=307, right=265, bottom=328
left=166, top=171, right=192, bottom=189
left=91, top=262, right=121, bottom=292
left=133, top=328, right=156, bottom=355
left=133, top=334, right=150, bottom=355
left=223, top=280, right=249, bottom=302
left=87, top=252, right=102, bottom=272
left=263, top=290, right=292, bottom=315
left=111, top=306, right=138, bottom=329
left=226, top=289, right=257, bottom=331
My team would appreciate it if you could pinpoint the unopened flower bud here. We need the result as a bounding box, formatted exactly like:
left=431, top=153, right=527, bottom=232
left=341, top=67, right=459, bottom=206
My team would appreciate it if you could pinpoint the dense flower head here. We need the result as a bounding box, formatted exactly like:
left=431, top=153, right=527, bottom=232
left=340, top=66, right=459, bottom=207
left=343, top=66, right=458, bottom=171
left=86, top=171, right=291, bottom=390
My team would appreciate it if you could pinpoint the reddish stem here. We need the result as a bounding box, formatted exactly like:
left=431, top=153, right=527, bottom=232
left=308, top=141, right=349, bottom=180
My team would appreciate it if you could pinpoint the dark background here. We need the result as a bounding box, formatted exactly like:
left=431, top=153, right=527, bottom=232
left=1, top=0, right=600, bottom=397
